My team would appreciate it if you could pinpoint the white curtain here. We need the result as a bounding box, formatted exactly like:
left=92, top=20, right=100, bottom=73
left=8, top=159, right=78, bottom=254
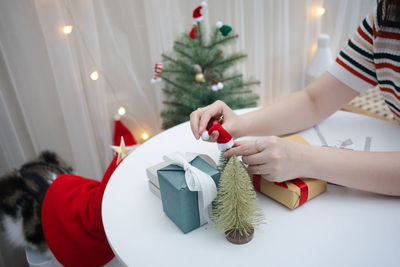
left=0, top=0, right=375, bottom=177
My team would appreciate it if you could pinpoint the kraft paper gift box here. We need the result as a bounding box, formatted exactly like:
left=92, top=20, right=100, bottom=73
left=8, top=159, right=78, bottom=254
left=146, top=154, right=217, bottom=199
left=157, top=154, right=220, bottom=234
left=147, top=162, right=170, bottom=199
left=252, top=135, right=327, bottom=210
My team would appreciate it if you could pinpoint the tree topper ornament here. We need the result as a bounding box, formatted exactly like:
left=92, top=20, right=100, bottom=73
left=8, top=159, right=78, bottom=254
left=192, top=1, right=207, bottom=22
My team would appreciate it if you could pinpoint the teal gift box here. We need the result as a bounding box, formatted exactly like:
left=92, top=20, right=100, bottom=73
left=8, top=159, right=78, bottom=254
left=157, top=156, right=220, bottom=234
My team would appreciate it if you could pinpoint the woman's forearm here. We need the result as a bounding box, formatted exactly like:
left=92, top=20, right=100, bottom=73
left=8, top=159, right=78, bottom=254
left=305, top=146, right=400, bottom=196
left=234, top=72, right=359, bottom=137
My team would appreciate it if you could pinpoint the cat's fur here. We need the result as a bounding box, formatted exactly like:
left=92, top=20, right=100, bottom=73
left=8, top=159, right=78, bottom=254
left=0, top=151, right=73, bottom=253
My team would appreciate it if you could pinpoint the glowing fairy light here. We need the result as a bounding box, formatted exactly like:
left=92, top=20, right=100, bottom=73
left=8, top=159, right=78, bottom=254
left=90, top=71, right=99, bottom=80
left=316, top=7, right=326, bottom=16
left=141, top=132, right=149, bottom=140
left=117, top=106, right=127, bottom=116
left=63, top=25, right=73, bottom=34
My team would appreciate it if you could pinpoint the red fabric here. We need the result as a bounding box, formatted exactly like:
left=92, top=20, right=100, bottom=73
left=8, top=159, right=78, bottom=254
left=207, top=123, right=232, bottom=144
left=376, top=30, right=400, bottom=40
left=291, top=179, right=309, bottom=206
left=274, top=181, right=288, bottom=188
left=252, top=174, right=261, bottom=192
left=114, top=119, right=137, bottom=146
left=189, top=27, right=197, bottom=39
left=41, top=155, right=119, bottom=267
left=274, top=178, right=309, bottom=206
left=375, top=62, right=400, bottom=73
left=357, top=26, right=373, bottom=44
left=192, top=6, right=202, bottom=19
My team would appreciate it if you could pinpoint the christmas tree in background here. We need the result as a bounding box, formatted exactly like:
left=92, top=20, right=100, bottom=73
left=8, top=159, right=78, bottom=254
left=153, top=2, right=259, bottom=129
left=212, top=156, right=265, bottom=244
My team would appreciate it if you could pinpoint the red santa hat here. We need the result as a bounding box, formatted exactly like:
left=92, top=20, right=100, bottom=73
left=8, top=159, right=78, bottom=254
left=41, top=155, right=119, bottom=267
left=192, top=1, right=207, bottom=22
left=201, top=121, right=234, bottom=151
left=114, top=115, right=137, bottom=147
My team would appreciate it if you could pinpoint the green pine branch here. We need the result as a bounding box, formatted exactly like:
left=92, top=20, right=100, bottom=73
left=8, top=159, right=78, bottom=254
left=161, top=69, right=193, bottom=75
left=207, top=28, right=220, bottom=47
left=220, top=74, right=243, bottom=83
left=162, top=88, right=197, bottom=105
left=174, top=41, right=191, bottom=49
left=158, top=74, right=192, bottom=93
left=163, top=101, right=194, bottom=112
left=220, top=81, right=261, bottom=93
left=197, top=22, right=204, bottom=46
left=220, top=89, right=253, bottom=95
left=162, top=54, right=198, bottom=74
left=206, top=34, right=239, bottom=49
left=211, top=54, right=247, bottom=69
left=202, top=50, right=223, bottom=69
left=174, top=46, right=195, bottom=62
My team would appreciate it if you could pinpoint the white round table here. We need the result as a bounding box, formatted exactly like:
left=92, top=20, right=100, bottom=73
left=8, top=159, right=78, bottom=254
left=102, top=110, right=400, bottom=267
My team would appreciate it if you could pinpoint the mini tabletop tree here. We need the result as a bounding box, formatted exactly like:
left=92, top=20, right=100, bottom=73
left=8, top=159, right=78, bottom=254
left=154, top=3, right=259, bottom=129
left=217, top=152, right=229, bottom=173
left=212, top=155, right=265, bottom=244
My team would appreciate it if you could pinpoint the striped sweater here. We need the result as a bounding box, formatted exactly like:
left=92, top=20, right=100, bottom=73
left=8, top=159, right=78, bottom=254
left=328, top=7, right=400, bottom=120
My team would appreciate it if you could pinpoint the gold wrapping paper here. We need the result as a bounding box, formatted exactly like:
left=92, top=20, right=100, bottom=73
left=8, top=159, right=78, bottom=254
left=253, top=135, right=327, bottom=210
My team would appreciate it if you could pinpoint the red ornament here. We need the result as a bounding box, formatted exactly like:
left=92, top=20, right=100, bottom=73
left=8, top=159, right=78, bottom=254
left=189, top=27, right=197, bottom=39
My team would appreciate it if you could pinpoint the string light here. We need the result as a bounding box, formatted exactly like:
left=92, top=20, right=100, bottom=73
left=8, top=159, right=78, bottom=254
left=63, top=25, right=73, bottom=34
left=61, top=0, right=149, bottom=140
left=118, top=106, right=127, bottom=116
left=90, top=71, right=99, bottom=80
left=316, top=7, right=326, bottom=16
left=141, top=132, right=149, bottom=141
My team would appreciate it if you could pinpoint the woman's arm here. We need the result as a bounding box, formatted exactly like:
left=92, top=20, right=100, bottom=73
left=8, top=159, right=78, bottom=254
left=234, top=71, right=359, bottom=137
left=223, top=136, right=400, bottom=196
left=309, top=147, right=400, bottom=196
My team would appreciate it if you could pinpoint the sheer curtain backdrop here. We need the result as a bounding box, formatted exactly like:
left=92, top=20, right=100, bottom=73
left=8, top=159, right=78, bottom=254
left=0, top=0, right=375, bottom=263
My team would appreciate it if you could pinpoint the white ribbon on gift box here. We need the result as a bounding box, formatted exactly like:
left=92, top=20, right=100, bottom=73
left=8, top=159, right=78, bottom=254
left=163, top=152, right=217, bottom=225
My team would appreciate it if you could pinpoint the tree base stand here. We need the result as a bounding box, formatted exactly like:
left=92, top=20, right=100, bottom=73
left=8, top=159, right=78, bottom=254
left=225, top=227, right=254, bottom=245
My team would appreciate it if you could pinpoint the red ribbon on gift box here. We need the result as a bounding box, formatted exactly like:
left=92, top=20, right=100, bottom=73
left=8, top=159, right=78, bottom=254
left=253, top=175, right=309, bottom=206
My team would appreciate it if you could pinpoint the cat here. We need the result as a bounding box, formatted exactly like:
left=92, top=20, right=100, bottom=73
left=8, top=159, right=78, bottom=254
left=0, top=151, right=73, bottom=254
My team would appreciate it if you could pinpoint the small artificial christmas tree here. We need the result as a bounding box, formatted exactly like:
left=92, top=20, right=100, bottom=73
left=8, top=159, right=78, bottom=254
left=217, top=152, right=229, bottom=172
left=156, top=3, right=259, bottom=129
left=212, top=156, right=265, bottom=244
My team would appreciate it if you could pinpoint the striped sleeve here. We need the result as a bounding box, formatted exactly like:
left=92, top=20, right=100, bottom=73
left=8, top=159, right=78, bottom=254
left=328, top=11, right=378, bottom=94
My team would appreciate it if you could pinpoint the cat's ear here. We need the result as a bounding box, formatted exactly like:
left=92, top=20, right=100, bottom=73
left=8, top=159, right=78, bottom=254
left=37, top=151, right=58, bottom=164
left=38, top=151, right=73, bottom=173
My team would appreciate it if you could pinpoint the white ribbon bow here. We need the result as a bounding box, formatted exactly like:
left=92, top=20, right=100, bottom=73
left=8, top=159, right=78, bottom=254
left=163, top=152, right=217, bottom=225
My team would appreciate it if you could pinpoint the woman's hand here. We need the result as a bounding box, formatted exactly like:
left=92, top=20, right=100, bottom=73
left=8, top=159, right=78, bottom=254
left=190, top=100, right=239, bottom=141
left=223, top=136, right=312, bottom=182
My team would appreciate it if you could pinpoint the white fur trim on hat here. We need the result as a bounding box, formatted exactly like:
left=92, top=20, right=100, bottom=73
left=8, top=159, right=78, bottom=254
left=151, top=77, right=162, bottom=83
left=217, top=138, right=234, bottom=152
left=201, top=131, right=210, bottom=141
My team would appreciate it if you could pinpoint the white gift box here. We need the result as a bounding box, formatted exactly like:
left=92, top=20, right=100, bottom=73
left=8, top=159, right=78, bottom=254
left=146, top=154, right=217, bottom=199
